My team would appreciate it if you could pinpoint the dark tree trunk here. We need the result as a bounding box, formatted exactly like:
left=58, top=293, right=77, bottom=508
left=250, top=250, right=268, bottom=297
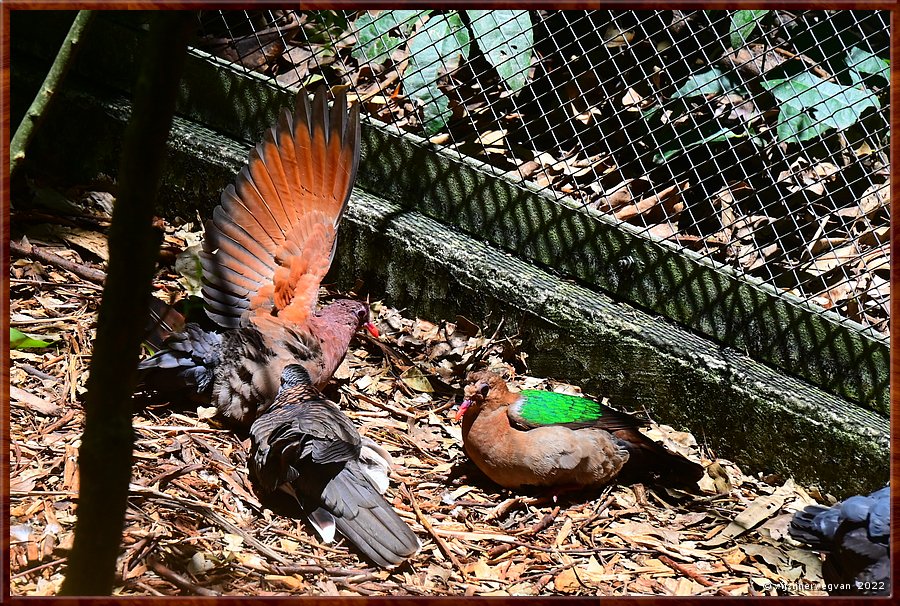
left=60, top=11, right=194, bottom=596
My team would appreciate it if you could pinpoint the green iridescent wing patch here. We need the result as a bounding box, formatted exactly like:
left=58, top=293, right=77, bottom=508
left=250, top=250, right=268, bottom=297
left=509, top=390, right=645, bottom=431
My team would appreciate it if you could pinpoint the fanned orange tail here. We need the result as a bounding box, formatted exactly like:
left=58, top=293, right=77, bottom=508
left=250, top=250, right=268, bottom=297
left=200, top=87, right=361, bottom=329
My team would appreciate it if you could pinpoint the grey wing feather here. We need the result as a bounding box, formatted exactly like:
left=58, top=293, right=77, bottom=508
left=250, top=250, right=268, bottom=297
left=323, top=462, right=420, bottom=567
left=249, top=385, right=418, bottom=567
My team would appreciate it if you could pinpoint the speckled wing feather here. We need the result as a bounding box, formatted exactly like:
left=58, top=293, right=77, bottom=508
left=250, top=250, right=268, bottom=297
left=508, top=390, right=647, bottom=431
left=201, top=87, right=361, bottom=329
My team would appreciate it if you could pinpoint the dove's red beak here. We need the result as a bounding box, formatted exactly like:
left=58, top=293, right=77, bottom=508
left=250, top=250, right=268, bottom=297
left=455, top=398, right=472, bottom=421
left=364, top=321, right=379, bottom=338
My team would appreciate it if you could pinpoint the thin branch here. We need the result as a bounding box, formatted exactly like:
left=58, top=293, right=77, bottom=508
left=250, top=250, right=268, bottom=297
left=401, top=483, right=471, bottom=584
left=10, top=238, right=107, bottom=284
left=128, top=484, right=289, bottom=566
left=658, top=554, right=732, bottom=596
left=147, top=556, right=220, bottom=597
left=10, top=11, right=94, bottom=177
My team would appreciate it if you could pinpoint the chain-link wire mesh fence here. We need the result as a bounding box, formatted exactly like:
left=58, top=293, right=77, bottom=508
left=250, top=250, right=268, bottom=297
left=194, top=9, right=890, bottom=338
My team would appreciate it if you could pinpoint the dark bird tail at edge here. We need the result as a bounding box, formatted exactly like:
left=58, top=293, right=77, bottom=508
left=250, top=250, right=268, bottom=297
left=789, top=504, right=833, bottom=548
left=137, top=299, right=221, bottom=399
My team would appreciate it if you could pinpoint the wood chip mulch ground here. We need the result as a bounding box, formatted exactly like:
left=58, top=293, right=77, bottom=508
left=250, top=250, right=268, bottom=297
left=9, top=207, right=845, bottom=597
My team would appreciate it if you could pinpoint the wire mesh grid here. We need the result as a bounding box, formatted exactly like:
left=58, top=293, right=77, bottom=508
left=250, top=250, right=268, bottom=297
left=194, top=9, right=890, bottom=338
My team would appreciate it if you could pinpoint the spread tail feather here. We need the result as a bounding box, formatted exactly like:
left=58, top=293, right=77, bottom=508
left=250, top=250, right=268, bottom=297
left=323, top=462, right=420, bottom=568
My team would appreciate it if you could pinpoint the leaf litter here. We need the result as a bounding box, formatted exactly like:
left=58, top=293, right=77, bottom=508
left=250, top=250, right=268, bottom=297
left=9, top=202, right=847, bottom=597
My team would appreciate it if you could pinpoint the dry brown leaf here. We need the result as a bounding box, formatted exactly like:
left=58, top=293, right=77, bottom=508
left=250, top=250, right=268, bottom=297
left=615, top=182, right=688, bottom=223
left=9, top=473, right=37, bottom=493
left=554, top=518, right=574, bottom=547
left=401, top=366, right=433, bottom=392
left=858, top=225, right=889, bottom=247
left=758, top=512, right=793, bottom=541
left=705, top=479, right=795, bottom=546
left=553, top=567, right=580, bottom=593
left=54, top=227, right=109, bottom=261
left=703, top=461, right=732, bottom=494
left=857, top=181, right=889, bottom=218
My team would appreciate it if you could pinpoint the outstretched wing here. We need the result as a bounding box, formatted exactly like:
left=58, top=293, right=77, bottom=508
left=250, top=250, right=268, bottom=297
left=201, top=86, right=361, bottom=329
left=509, top=390, right=647, bottom=431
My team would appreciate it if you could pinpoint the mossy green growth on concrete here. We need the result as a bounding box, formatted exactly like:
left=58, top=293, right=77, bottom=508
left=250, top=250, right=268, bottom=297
left=356, top=122, right=889, bottom=415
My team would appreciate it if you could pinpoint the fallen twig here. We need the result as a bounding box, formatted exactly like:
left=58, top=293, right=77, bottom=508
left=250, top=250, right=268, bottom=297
left=276, top=564, right=373, bottom=577
left=147, top=556, right=220, bottom=596
left=43, top=409, right=78, bottom=435
left=18, top=362, right=59, bottom=382
left=11, top=238, right=106, bottom=284
left=434, top=527, right=655, bottom=555
left=10, top=557, right=68, bottom=580
left=485, top=496, right=523, bottom=521
left=334, top=578, right=378, bottom=596
left=658, top=554, right=731, bottom=596
left=401, top=483, right=470, bottom=584
left=10, top=277, right=105, bottom=292
left=10, top=385, right=62, bottom=416
left=128, top=484, right=288, bottom=565
left=575, top=494, right=616, bottom=533
left=523, top=505, right=561, bottom=536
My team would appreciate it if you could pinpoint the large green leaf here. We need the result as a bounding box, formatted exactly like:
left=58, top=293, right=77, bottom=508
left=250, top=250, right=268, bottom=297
left=352, top=10, right=424, bottom=64
left=846, top=47, right=889, bottom=82
left=10, top=328, right=52, bottom=350
left=655, top=123, right=747, bottom=164
left=466, top=10, right=532, bottom=93
left=303, top=11, right=350, bottom=45
left=405, top=12, right=470, bottom=134
left=673, top=67, right=740, bottom=98
left=761, top=71, right=881, bottom=143
left=729, top=10, right=768, bottom=49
